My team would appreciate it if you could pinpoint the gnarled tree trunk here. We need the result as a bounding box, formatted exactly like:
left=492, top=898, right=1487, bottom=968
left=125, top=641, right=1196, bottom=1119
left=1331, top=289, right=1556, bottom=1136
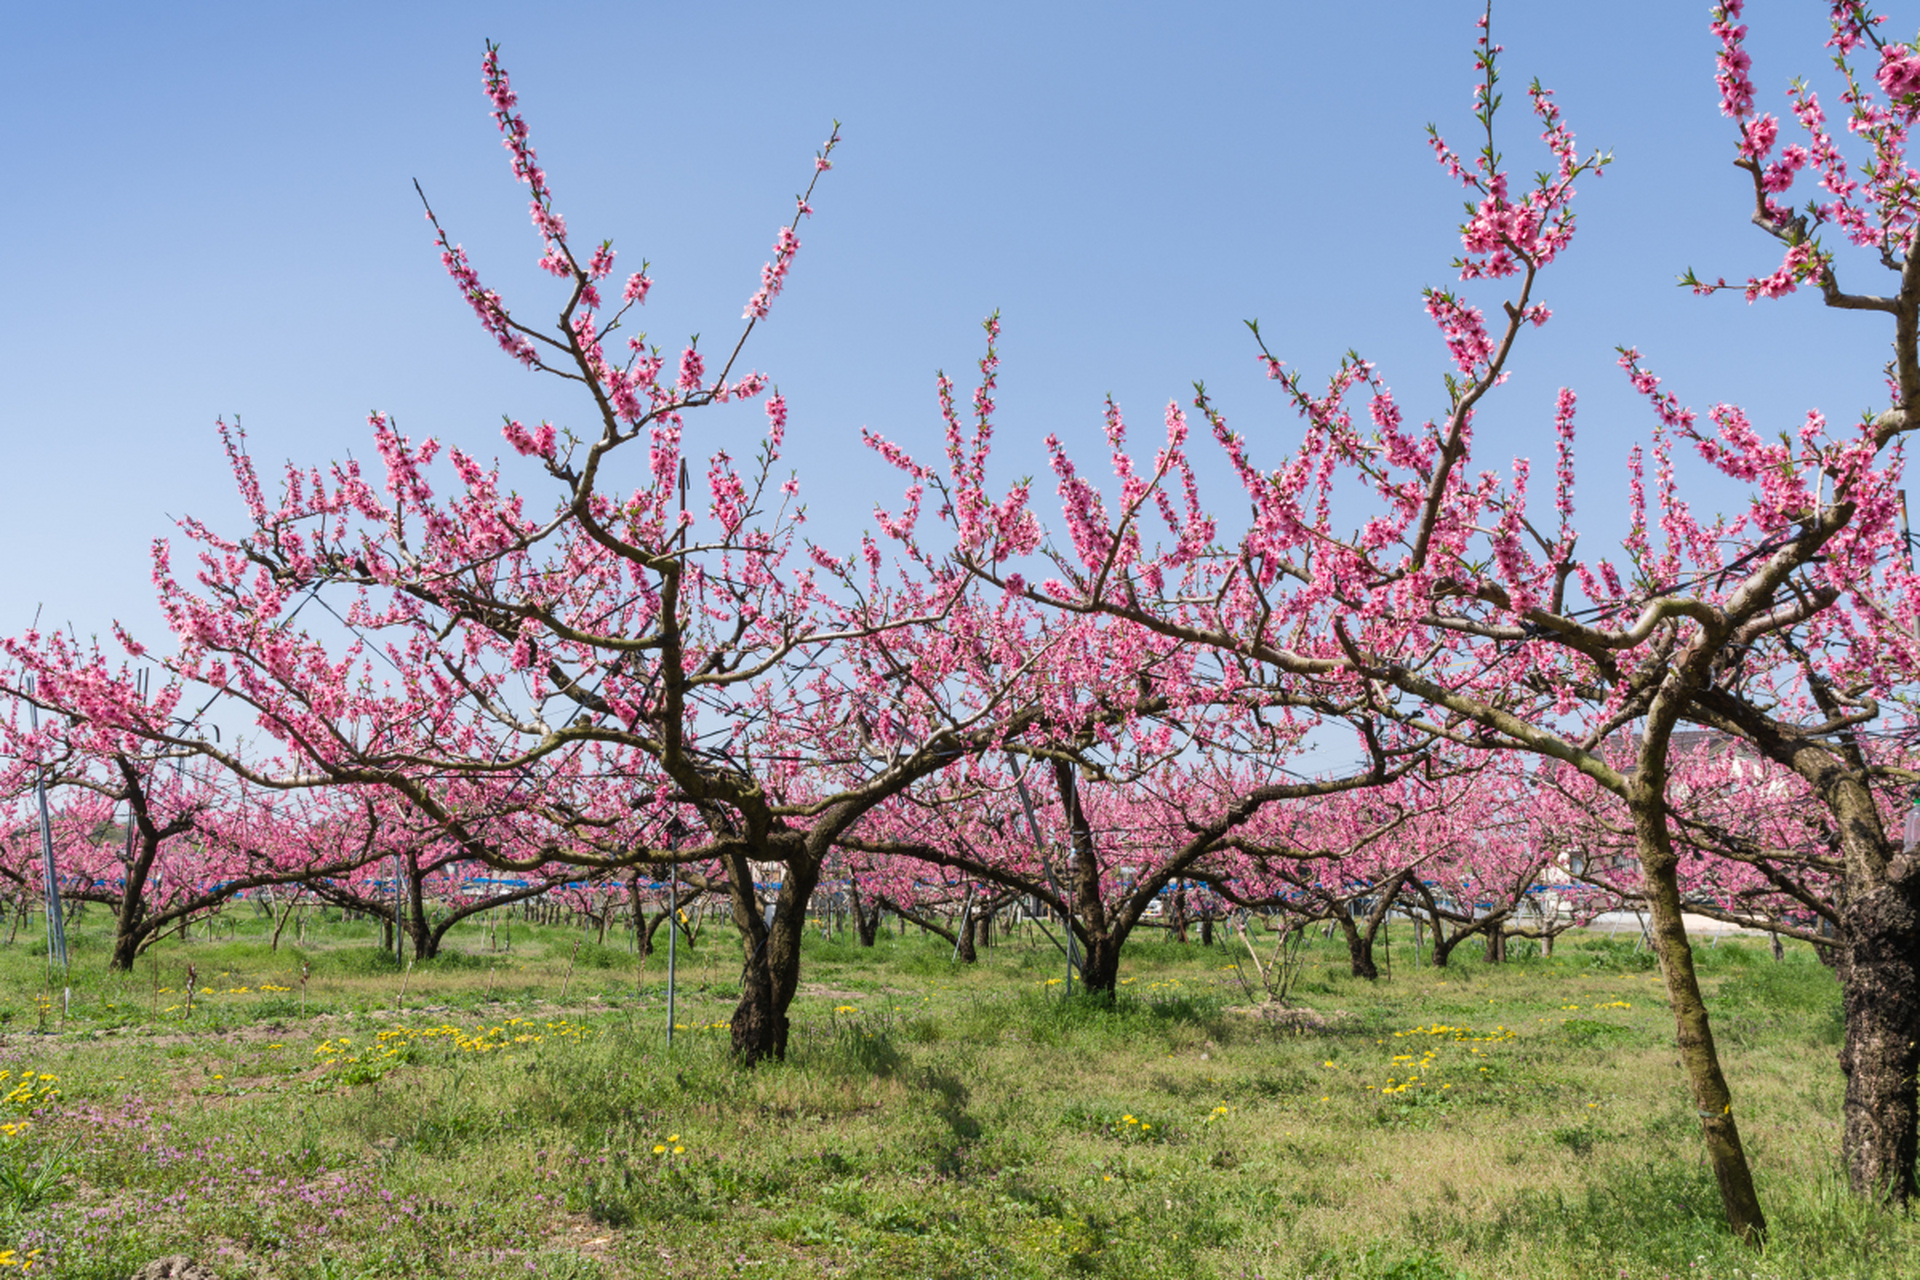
left=1827, top=780, right=1920, bottom=1203
left=1631, top=776, right=1766, bottom=1243
left=1076, top=932, right=1123, bottom=996
left=726, top=849, right=819, bottom=1066
left=1334, top=909, right=1377, bottom=980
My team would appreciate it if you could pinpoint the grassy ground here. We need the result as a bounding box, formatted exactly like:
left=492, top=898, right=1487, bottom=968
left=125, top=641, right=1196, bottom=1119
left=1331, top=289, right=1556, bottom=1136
left=0, top=904, right=1906, bottom=1279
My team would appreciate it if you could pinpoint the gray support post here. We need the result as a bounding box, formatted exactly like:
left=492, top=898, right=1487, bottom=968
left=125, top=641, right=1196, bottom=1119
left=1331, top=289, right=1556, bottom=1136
left=666, top=869, right=678, bottom=1048
left=27, top=692, right=68, bottom=979
left=950, top=881, right=976, bottom=963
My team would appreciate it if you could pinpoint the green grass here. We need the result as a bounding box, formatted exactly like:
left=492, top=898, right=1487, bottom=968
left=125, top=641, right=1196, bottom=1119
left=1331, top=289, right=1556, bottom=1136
left=0, top=904, right=1905, bottom=1278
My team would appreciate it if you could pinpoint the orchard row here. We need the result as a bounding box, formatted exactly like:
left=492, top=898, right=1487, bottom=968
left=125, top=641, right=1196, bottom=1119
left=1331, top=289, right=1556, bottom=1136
left=4, top=0, right=1916, bottom=1247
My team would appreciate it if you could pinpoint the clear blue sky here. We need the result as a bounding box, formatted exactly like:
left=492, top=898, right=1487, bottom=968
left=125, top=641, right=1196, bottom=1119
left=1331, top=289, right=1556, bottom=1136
left=0, top=1, right=1895, bottom=649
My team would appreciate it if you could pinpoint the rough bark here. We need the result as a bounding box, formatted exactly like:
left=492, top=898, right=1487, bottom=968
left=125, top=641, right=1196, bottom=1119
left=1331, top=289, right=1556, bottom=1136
left=403, top=874, right=434, bottom=960
left=1833, top=874, right=1920, bottom=1200
left=641, top=904, right=673, bottom=956
left=102, top=760, right=196, bottom=972
left=1825, top=778, right=1920, bottom=1203
left=1054, top=761, right=1121, bottom=997
left=107, top=904, right=146, bottom=972
left=1335, top=910, right=1378, bottom=980
left=1076, top=932, right=1122, bottom=996
left=1690, top=688, right=1920, bottom=1203
left=847, top=880, right=881, bottom=947
left=726, top=849, right=819, bottom=1065
left=1335, top=873, right=1413, bottom=979
left=1408, top=881, right=1501, bottom=970
left=1632, top=776, right=1767, bottom=1243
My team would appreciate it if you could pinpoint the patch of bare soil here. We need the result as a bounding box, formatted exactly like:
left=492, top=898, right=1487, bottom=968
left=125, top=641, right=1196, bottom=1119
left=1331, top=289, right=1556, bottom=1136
left=1226, top=1003, right=1354, bottom=1032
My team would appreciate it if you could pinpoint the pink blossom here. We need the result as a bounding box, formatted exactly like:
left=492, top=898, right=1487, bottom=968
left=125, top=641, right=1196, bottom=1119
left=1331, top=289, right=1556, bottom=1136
left=1878, top=44, right=1920, bottom=102
left=677, top=344, right=705, bottom=393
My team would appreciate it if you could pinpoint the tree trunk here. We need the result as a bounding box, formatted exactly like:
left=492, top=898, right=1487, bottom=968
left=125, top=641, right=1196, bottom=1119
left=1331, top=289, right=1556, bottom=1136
left=1336, top=910, right=1377, bottom=980
left=1484, top=925, right=1507, bottom=964
left=1172, top=886, right=1189, bottom=944
left=957, top=910, right=978, bottom=964
left=847, top=881, right=880, bottom=947
left=269, top=893, right=299, bottom=952
left=1078, top=932, right=1122, bottom=996
left=1692, top=693, right=1919, bottom=1206
left=1053, top=760, right=1115, bottom=999
left=640, top=904, right=671, bottom=958
left=108, top=892, right=148, bottom=972
left=108, top=915, right=146, bottom=972
left=1409, top=883, right=1457, bottom=968
left=1200, top=913, right=1214, bottom=947
left=405, top=872, right=438, bottom=960
left=1632, top=787, right=1767, bottom=1243
left=106, top=778, right=168, bottom=973
left=727, top=851, right=819, bottom=1066
left=1833, top=865, right=1920, bottom=1202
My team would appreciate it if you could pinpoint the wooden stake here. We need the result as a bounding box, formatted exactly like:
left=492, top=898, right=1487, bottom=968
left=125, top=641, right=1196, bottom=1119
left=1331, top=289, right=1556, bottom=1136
left=560, top=938, right=581, bottom=1002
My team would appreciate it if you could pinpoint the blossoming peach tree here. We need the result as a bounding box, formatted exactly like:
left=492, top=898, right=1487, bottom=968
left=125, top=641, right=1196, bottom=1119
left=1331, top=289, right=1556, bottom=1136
left=877, top=0, right=1920, bottom=1238
left=3, top=43, right=1136, bottom=1066
left=0, top=662, right=421, bottom=971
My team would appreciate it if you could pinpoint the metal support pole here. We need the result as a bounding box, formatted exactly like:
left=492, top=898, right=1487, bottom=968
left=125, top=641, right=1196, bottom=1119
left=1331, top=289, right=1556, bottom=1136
left=950, top=881, right=976, bottom=963
left=666, top=869, right=679, bottom=1048
left=394, top=853, right=405, bottom=963
left=1902, top=489, right=1915, bottom=573
left=1010, top=759, right=1076, bottom=996
left=1065, top=866, right=1075, bottom=997
left=27, top=691, right=69, bottom=986
left=120, top=670, right=147, bottom=880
